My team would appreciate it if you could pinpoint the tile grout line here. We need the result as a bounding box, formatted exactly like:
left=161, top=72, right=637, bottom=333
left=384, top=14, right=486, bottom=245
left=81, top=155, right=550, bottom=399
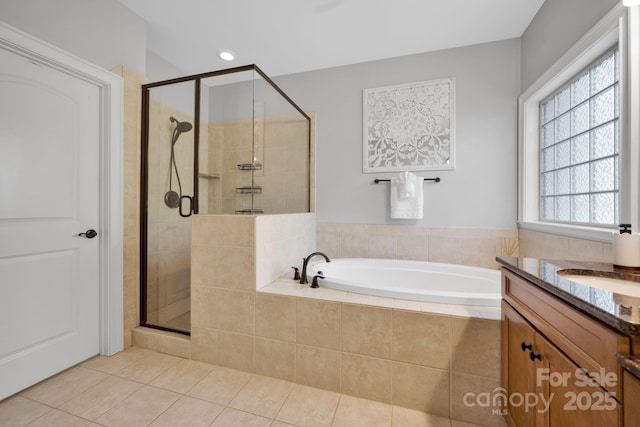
left=19, top=370, right=129, bottom=427
left=270, top=381, right=296, bottom=426
left=329, top=393, right=344, bottom=427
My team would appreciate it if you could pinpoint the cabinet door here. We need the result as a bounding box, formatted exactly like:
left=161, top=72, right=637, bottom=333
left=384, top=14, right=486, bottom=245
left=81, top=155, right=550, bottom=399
left=537, top=336, right=619, bottom=427
left=623, top=371, right=639, bottom=426
left=502, top=301, right=537, bottom=427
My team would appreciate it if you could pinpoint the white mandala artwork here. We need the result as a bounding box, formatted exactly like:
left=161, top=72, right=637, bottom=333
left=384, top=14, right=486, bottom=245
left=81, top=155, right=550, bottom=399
left=363, top=78, right=455, bottom=172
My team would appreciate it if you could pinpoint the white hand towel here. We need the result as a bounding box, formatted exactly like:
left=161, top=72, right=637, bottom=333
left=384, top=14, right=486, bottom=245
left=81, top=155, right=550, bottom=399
left=390, top=172, right=423, bottom=219
left=397, top=171, right=415, bottom=199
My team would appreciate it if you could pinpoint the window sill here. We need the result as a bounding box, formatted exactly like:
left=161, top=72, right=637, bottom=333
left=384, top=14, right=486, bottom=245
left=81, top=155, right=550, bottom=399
left=518, top=221, right=615, bottom=243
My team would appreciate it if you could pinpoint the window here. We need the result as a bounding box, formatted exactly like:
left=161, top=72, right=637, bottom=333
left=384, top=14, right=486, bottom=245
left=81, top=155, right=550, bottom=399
left=517, top=4, right=640, bottom=242
left=538, top=48, right=619, bottom=226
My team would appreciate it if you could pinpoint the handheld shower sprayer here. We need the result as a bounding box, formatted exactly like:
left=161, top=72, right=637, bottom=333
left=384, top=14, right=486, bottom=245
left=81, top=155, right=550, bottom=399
left=165, top=116, right=193, bottom=208
left=170, top=116, right=193, bottom=134
left=169, top=116, right=193, bottom=145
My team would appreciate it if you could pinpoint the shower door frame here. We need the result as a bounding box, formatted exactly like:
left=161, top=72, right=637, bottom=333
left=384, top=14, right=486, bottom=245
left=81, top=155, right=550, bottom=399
left=140, top=64, right=311, bottom=335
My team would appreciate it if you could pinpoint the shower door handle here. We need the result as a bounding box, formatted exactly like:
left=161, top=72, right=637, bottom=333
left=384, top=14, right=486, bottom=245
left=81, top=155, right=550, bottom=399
left=179, top=195, right=193, bottom=218
left=78, top=229, right=98, bottom=239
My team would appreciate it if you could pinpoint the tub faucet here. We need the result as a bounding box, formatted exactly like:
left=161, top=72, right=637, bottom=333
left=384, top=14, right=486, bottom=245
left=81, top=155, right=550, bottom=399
left=311, top=274, right=325, bottom=288
left=300, top=252, right=331, bottom=284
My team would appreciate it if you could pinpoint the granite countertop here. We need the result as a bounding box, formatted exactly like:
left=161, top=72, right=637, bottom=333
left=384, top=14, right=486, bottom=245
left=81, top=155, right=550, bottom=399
left=496, top=256, right=640, bottom=336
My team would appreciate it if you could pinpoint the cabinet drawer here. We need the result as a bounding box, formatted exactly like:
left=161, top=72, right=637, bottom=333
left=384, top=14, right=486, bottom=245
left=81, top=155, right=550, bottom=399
left=502, top=268, right=629, bottom=394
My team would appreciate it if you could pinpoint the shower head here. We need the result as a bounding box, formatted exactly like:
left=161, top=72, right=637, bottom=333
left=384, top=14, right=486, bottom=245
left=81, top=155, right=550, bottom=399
left=170, top=116, right=193, bottom=133
left=170, top=116, right=193, bottom=146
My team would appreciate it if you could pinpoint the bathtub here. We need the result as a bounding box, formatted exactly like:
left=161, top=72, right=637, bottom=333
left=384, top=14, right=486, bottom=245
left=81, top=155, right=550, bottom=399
left=308, top=258, right=501, bottom=307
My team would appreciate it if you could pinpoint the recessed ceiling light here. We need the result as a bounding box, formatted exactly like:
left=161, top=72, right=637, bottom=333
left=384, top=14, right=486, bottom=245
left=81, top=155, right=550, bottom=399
left=217, top=50, right=236, bottom=61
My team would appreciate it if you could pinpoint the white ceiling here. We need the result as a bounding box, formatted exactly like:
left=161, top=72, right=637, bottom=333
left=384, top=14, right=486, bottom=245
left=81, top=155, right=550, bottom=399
left=118, top=0, right=545, bottom=78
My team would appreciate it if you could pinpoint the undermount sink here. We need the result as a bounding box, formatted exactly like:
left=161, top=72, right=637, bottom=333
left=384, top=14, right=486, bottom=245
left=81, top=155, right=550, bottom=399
left=558, top=272, right=640, bottom=298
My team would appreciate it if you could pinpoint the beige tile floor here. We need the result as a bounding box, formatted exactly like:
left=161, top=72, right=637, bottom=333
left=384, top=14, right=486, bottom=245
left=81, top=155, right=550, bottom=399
left=0, top=347, right=484, bottom=427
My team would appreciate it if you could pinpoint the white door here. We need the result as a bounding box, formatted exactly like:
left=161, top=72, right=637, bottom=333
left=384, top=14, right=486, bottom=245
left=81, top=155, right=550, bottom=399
left=0, top=45, right=101, bottom=400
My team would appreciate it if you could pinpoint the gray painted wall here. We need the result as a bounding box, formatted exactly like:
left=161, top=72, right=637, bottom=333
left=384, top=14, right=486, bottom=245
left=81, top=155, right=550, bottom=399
left=146, top=49, right=188, bottom=83
left=274, top=39, right=521, bottom=228
left=520, top=0, right=619, bottom=91
left=146, top=50, right=196, bottom=115
left=0, top=0, right=146, bottom=75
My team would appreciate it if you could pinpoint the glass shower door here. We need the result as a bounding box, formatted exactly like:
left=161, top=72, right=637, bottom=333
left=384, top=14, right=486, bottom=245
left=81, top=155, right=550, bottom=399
left=141, top=80, right=197, bottom=334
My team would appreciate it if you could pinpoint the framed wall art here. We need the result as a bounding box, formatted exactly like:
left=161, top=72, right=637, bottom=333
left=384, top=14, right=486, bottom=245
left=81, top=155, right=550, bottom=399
left=363, top=77, right=455, bottom=173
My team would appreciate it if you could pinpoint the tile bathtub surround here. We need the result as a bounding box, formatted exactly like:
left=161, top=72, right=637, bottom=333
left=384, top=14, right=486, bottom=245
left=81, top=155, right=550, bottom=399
left=393, top=310, right=450, bottom=369
left=317, top=223, right=519, bottom=270
left=320, top=223, right=614, bottom=267
left=255, top=284, right=503, bottom=425
left=341, top=304, right=393, bottom=359
left=0, top=347, right=487, bottom=427
left=518, top=228, right=613, bottom=262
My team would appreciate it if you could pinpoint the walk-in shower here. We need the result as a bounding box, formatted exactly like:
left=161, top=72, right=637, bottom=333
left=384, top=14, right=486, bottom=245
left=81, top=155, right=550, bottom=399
left=140, top=65, right=311, bottom=334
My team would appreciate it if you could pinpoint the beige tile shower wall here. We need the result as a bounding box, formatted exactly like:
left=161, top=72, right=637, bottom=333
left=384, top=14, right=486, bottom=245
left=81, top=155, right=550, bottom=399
left=204, top=121, right=223, bottom=213
left=208, top=114, right=312, bottom=215
left=211, top=119, right=254, bottom=214
left=111, top=66, right=145, bottom=348
left=519, top=228, right=613, bottom=262
left=263, top=115, right=311, bottom=213
left=198, top=117, right=210, bottom=214
left=317, top=223, right=519, bottom=269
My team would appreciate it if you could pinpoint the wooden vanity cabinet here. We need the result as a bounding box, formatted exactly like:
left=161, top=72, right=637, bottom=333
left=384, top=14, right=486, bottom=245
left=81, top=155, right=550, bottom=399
left=501, top=268, right=625, bottom=427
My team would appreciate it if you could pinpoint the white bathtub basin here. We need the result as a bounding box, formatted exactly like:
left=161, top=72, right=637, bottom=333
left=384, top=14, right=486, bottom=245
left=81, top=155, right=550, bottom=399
left=308, top=258, right=501, bottom=306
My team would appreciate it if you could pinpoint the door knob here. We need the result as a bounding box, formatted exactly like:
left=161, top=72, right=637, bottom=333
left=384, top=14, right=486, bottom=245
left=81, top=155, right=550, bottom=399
left=78, top=229, right=98, bottom=239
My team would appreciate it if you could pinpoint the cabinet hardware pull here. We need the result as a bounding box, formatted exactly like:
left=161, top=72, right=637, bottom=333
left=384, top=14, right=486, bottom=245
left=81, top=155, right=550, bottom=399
left=520, top=342, right=533, bottom=352
left=529, top=351, right=542, bottom=362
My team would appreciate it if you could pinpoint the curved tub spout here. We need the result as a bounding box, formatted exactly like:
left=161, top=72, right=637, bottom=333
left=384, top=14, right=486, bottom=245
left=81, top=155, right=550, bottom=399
left=300, top=252, right=331, bottom=284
